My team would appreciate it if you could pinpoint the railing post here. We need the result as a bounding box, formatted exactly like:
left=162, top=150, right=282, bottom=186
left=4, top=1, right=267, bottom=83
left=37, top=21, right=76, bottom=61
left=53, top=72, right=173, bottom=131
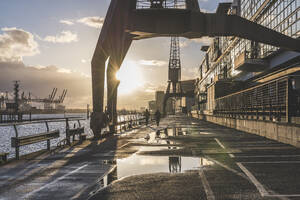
left=13, top=124, right=19, bottom=160
left=286, top=79, right=290, bottom=123
left=66, top=118, right=71, bottom=145
left=77, top=120, right=82, bottom=141
left=45, top=122, right=51, bottom=151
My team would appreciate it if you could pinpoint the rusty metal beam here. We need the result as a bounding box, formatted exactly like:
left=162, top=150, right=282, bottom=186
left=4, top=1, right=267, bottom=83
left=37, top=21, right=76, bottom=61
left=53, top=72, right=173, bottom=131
left=127, top=10, right=300, bottom=51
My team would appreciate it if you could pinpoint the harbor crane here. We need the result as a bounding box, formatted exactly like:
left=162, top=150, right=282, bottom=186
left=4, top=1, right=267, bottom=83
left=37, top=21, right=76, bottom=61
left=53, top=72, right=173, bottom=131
left=90, top=0, right=300, bottom=137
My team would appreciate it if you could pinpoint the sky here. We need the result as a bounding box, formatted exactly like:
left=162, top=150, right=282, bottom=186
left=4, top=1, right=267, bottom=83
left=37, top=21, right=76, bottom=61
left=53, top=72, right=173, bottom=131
left=0, top=0, right=224, bottom=109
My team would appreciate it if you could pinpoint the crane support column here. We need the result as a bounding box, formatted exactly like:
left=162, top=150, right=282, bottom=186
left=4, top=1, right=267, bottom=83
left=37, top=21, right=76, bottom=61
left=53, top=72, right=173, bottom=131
left=91, top=50, right=108, bottom=138
left=91, top=0, right=134, bottom=137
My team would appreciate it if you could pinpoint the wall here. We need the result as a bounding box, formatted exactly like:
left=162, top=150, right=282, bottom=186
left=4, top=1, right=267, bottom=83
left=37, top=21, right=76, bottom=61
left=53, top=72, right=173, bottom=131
left=192, top=113, right=300, bottom=148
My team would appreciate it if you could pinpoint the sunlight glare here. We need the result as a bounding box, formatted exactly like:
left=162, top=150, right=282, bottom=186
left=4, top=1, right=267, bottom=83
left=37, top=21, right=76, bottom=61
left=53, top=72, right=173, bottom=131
left=116, top=61, right=144, bottom=94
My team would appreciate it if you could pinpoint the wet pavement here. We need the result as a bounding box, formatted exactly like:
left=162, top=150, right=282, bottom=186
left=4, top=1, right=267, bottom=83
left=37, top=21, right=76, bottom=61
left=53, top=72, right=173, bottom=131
left=1, top=114, right=300, bottom=199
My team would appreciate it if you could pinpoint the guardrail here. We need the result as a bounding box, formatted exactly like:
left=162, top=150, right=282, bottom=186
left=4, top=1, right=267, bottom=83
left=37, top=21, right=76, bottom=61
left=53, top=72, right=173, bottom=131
left=214, top=75, right=300, bottom=122
left=65, top=118, right=85, bottom=145
left=115, top=115, right=147, bottom=133
left=1, top=117, right=85, bottom=160
left=0, top=152, right=9, bottom=162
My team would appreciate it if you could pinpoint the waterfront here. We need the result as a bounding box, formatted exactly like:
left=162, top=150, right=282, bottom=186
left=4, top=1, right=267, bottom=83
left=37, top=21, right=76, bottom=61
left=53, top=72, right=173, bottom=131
left=0, top=113, right=142, bottom=159
left=0, top=113, right=91, bottom=159
left=1, top=115, right=300, bottom=199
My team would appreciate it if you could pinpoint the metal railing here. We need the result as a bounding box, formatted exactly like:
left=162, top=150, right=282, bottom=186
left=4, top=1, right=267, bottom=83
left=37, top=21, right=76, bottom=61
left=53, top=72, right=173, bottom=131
left=1, top=118, right=85, bottom=160
left=214, top=76, right=300, bottom=122
left=115, top=114, right=146, bottom=133
left=136, top=0, right=186, bottom=9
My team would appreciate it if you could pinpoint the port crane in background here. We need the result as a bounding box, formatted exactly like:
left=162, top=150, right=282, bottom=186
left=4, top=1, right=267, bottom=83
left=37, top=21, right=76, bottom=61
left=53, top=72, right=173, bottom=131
left=0, top=81, right=67, bottom=111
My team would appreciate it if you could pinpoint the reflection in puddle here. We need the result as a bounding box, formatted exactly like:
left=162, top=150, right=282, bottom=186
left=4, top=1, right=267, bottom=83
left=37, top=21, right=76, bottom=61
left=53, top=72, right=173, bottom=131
left=99, top=166, right=117, bottom=188
left=98, top=153, right=214, bottom=191
left=199, top=132, right=213, bottom=135
left=97, top=126, right=215, bottom=191
left=167, top=127, right=188, bottom=136
left=144, top=126, right=213, bottom=143
left=117, top=154, right=213, bottom=179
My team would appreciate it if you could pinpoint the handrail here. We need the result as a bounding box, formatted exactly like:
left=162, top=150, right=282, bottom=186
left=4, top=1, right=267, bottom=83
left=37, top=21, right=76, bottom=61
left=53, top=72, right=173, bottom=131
left=216, top=75, right=290, bottom=101
left=0, top=117, right=85, bottom=127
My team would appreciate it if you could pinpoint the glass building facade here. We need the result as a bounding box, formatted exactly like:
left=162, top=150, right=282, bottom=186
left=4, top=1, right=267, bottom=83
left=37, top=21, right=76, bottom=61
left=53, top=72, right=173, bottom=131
left=196, top=0, right=300, bottom=106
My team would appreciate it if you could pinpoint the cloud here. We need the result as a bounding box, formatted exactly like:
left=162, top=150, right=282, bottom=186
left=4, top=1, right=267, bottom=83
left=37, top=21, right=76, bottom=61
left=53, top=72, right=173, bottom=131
left=176, top=37, right=213, bottom=48
left=0, top=60, right=164, bottom=109
left=181, top=66, right=199, bottom=80
left=0, top=27, right=39, bottom=62
left=81, top=59, right=89, bottom=63
left=138, top=60, right=167, bottom=67
left=44, top=31, right=78, bottom=43
left=0, top=61, right=91, bottom=108
left=77, top=17, right=104, bottom=28
left=179, top=40, right=190, bottom=48
left=60, top=20, right=74, bottom=25
left=191, top=37, right=213, bottom=45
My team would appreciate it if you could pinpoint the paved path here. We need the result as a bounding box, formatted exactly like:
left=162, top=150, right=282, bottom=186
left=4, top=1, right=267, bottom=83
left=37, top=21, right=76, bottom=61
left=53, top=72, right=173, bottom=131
left=0, top=127, right=150, bottom=200
left=1, top=115, right=300, bottom=200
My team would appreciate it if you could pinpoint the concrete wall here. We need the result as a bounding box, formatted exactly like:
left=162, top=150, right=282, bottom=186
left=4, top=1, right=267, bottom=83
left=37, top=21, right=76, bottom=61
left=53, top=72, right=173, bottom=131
left=192, top=113, right=300, bottom=148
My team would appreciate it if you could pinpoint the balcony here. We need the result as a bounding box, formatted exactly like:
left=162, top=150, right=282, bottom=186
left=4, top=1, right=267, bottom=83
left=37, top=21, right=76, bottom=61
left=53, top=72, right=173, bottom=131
left=234, top=51, right=268, bottom=72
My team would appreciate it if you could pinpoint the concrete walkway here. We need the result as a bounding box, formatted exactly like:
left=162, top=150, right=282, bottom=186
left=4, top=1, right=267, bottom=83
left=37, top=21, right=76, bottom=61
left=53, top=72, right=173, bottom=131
left=1, top=115, right=300, bottom=200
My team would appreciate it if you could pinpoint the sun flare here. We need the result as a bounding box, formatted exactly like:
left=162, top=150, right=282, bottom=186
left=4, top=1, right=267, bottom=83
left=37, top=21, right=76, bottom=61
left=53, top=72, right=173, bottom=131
left=116, top=61, right=144, bottom=94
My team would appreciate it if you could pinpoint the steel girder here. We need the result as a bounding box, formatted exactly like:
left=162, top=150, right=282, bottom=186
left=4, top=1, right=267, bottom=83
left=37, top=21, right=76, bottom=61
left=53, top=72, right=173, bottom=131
left=91, top=0, right=300, bottom=136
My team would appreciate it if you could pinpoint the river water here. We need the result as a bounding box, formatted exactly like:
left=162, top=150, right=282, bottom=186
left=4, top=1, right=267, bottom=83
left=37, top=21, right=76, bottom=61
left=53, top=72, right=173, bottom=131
left=0, top=113, right=90, bottom=159
left=0, top=113, right=139, bottom=159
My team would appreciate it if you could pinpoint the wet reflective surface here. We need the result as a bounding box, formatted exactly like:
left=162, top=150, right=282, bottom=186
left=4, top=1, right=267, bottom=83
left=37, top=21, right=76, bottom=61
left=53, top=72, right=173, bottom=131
left=98, top=141, right=214, bottom=190
left=117, top=154, right=213, bottom=179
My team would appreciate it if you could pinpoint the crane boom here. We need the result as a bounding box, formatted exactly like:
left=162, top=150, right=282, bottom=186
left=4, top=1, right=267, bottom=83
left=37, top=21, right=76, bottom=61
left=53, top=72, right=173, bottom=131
left=49, top=88, right=55, bottom=100
left=51, top=88, right=58, bottom=101
left=61, top=89, right=67, bottom=103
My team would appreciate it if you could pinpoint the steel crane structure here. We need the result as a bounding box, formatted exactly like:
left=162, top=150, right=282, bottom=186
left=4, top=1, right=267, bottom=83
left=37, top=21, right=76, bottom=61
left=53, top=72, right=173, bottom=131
left=0, top=85, right=67, bottom=111
left=91, top=0, right=300, bottom=137
left=162, top=36, right=196, bottom=115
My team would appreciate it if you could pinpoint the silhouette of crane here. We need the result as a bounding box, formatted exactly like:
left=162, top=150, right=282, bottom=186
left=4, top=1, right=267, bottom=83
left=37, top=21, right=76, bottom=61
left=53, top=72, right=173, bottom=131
left=90, top=0, right=300, bottom=137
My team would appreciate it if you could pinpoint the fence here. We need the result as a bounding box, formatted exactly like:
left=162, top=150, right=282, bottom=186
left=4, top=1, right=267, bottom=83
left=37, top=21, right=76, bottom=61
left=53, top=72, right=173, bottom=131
left=0, top=117, right=85, bottom=160
left=214, top=76, right=300, bottom=122
left=115, top=114, right=146, bottom=133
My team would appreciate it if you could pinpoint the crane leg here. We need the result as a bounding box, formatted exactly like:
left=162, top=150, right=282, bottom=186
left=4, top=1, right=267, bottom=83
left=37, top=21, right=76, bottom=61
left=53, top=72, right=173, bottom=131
left=91, top=0, right=133, bottom=138
left=91, top=50, right=108, bottom=138
left=107, top=58, right=120, bottom=133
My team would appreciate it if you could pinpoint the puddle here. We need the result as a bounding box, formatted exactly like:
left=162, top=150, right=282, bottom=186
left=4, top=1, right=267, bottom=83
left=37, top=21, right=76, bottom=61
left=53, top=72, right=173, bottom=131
left=96, top=126, right=215, bottom=192
left=98, top=166, right=117, bottom=188
left=98, top=146, right=214, bottom=191
left=116, top=155, right=213, bottom=179
left=166, top=127, right=188, bottom=136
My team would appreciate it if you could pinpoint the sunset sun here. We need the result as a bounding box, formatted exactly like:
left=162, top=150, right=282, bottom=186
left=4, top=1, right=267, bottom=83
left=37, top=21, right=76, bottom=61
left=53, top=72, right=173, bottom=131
left=116, top=61, right=144, bottom=94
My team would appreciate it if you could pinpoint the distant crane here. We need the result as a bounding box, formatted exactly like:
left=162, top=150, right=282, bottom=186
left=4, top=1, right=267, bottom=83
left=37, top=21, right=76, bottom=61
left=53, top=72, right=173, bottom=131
left=49, top=88, right=58, bottom=102
left=0, top=81, right=67, bottom=111
left=43, top=89, right=67, bottom=110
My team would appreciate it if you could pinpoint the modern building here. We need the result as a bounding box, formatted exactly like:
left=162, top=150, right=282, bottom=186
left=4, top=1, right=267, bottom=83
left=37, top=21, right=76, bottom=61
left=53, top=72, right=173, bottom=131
left=180, top=79, right=196, bottom=113
left=154, top=91, right=175, bottom=114
left=155, top=91, right=165, bottom=113
left=148, top=100, right=156, bottom=112
left=195, top=0, right=300, bottom=123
